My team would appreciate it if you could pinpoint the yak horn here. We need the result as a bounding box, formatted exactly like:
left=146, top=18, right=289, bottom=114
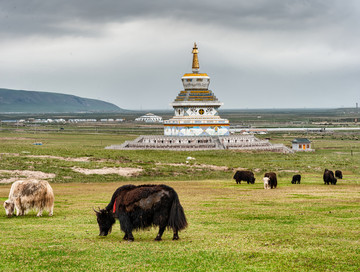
left=93, top=207, right=100, bottom=214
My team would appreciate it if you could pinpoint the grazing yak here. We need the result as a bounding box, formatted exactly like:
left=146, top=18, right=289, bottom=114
left=94, top=184, right=187, bottom=241
left=233, top=170, right=255, bottom=184
left=263, top=177, right=271, bottom=189
left=291, top=174, right=301, bottom=184
left=264, top=172, right=277, bottom=189
left=335, top=170, right=343, bottom=179
left=323, top=169, right=337, bottom=185
left=3, top=179, right=54, bottom=217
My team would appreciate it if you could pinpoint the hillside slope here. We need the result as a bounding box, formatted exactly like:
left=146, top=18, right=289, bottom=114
left=0, top=88, right=124, bottom=113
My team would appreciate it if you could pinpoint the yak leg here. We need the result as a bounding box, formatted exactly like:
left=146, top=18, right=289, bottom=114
left=119, top=213, right=134, bottom=241
left=37, top=205, right=44, bottom=217
left=172, top=229, right=179, bottom=240
left=122, top=232, right=134, bottom=241
left=121, top=230, right=134, bottom=241
left=155, top=226, right=166, bottom=241
left=48, top=206, right=53, bottom=216
left=14, top=199, right=23, bottom=216
left=15, top=206, right=21, bottom=216
left=37, top=209, right=43, bottom=217
left=126, top=232, right=134, bottom=241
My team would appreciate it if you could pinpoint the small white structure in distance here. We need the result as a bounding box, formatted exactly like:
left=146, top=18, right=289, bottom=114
left=135, top=113, right=163, bottom=123
left=291, top=138, right=314, bottom=152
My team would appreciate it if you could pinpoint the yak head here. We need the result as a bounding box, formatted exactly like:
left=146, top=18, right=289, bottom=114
left=4, top=200, right=14, bottom=217
left=331, top=177, right=337, bottom=185
left=94, top=208, right=115, bottom=236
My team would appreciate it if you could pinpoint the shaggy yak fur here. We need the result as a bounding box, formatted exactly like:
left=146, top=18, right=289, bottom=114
left=323, top=169, right=337, bottom=185
left=94, top=184, right=187, bottom=241
left=291, top=174, right=301, bottom=184
left=264, top=172, right=277, bottom=189
left=263, top=177, right=271, bottom=189
left=3, top=179, right=54, bottom=217
left=233, top=170, right=255, bottom=184
left=335, top=170, right=343, bottom=179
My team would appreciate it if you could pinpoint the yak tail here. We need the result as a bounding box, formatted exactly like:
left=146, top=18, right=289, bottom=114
left=168, top=192, right=188, bottom=231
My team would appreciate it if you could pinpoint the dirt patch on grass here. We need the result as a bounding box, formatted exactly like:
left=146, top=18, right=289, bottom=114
left=0, top=137, right=31, bottom=140
left=26, top=155, right=90, bottom=162
left=156, top=162, right=230, bottom=171
left=71, top=167, right=142, bottom=176
left=2, top=153, right=132, bottom=163
left=196, top=164, right=229, bottom=171
left=0, top=170, right=56, bottom=184
left=0, top=153, right=20, bottom=157
left=1, top=153, right=91, bottom=162
left=233, top=167, right=248, bottom=171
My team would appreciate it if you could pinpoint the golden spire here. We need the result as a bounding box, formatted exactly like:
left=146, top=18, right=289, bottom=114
left=192, top=42, right=199, bottom=73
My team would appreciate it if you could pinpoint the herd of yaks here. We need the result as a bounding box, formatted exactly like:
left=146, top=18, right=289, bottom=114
left=2, top=169, right=344, bottom=218
left=1, top=168, right=345, bottom=241
left=233, top=169, right=343, bottom=189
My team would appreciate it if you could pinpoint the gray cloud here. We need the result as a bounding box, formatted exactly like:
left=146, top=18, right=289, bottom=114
left=0, top=0, right=359, bottom=109
left=1, top=1, right=358, bottom=36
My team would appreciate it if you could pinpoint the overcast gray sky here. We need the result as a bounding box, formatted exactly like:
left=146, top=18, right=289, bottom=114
left=1, top=0, right=359, bottom=110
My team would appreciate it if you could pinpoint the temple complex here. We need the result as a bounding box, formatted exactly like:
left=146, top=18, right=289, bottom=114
left=164, top=43, right=230, bottom=136
left=106, top=43, right=291, bottom=153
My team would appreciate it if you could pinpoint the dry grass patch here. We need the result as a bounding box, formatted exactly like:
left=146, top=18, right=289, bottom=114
left=0, top=170, right=55, bottom=183
left=71, top=167, right=143, bottom=176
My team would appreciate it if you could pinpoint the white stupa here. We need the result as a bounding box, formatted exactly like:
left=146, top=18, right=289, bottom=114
left=106, top=43, right=292, bottom=153
left=164, top=43, right=230, bottom=136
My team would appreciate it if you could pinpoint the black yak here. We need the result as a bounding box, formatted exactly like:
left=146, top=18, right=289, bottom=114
left=323, top=169, right=337, bottom=185
left=233, top=170, right=255, bottom=184
left=291, top=174, right=301, bottom=184
left=335, top=170, right=343, bottom=179
left=264, top=172, right=277, bottom=189
left=94, top=184, right=187, bottom=241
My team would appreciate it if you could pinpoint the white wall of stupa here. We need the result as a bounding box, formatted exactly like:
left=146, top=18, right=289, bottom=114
left=164, top=43, right=230, bottom=136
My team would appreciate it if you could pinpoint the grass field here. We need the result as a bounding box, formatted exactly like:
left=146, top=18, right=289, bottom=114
left=0, top=130, right=360, bottom=183
left=0, top=181, right=359, bottom=271
left=0, top=129, right=360, bottom=271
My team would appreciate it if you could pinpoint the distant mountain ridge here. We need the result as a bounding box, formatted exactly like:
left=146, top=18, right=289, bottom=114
left=0, top=88, right=124, bottom=113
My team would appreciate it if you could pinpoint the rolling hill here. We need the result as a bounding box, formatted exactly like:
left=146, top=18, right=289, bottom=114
left=0, top=88, right=124, bottom=113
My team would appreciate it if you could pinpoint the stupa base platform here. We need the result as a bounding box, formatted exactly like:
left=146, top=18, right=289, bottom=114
left=105, top=135, right=293, bottom=153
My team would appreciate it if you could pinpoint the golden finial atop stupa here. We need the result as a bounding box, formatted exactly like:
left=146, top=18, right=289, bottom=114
left=192, top=42, right=199, bottom=73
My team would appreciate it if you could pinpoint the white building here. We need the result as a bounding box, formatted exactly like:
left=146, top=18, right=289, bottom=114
left=135, top=113, right=163, bottom=123
left=291, top=138, right=313, bottom=152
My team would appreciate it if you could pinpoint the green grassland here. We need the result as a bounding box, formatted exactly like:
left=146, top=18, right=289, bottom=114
left=0, top=129, right=360, bottom=183
left=0, top=127, right=359, bottom=271
left=0, top=181, right=359, bottom=271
